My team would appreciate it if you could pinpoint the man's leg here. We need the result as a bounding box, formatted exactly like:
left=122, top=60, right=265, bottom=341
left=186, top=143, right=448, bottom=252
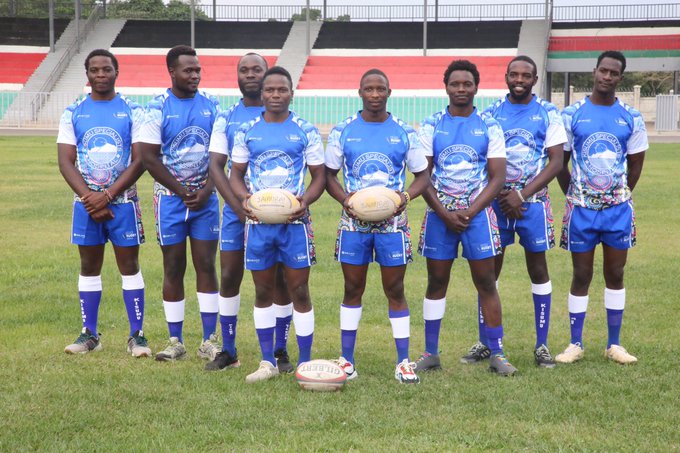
left=273, top=264, right=293, bottom=364
left=525, top=250, right=555, bottom=367
left=218, top=249, right=244, bottom=357
left=113, top=244, right=150, bottom=357
left=602, top=245, right=636, bottom=363
left=339, top=262, right=368, bottom=374
left=190, top=237, right=220, bottom=360
left=284, top=265, right=314, bottom=365
left=155, top=242, right=188, bottom=361
left=422, top=258, right=454, bottom=361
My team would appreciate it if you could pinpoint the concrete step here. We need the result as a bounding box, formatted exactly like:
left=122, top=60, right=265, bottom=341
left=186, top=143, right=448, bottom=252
left=276, top=21, right=323, bottom=89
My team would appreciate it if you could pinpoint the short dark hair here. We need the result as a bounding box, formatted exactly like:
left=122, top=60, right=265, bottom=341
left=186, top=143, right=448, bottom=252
left=238, top=52, right=268, bottom=70
left=85, top=49, right=118, bottom=71
left=263, top=66, right=293, bottom=89
left=444, top=59, right=480, bottom=87
left=596, top=50, right=627, bottom=73
left=507, top=55, right=537, bottom=76
left=167, top=45, right=196, bottom=69
left=360, top=68, right=390, bottom=88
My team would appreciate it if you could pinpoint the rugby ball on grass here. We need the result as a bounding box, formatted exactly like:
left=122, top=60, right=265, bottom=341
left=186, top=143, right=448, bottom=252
left=349, top=187, right=402, bottom=222
left=247, top=188, right=300, bottom=224
left=296, top=359, right=347, bottom=392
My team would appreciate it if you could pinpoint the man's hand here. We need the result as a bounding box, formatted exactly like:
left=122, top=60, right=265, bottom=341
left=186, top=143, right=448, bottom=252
left=91, top=206, right=114, bottom=223
left=288, top=196, right=308, bottom=222
left=442, top=209, right=471, bottom=233
left=81, top=191, right=109, bottom=215
left=183, top=186, right=212, bottom=210
left=241, top=194, right=257, bottom=221
left=498, top=189, right=527, bottom=219
left=342, top=191, right=358, bottom=219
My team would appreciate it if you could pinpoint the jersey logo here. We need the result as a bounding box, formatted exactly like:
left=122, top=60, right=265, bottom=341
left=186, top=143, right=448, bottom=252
left=286, top=134, right=301, bottom=142
left=169, top=126, right=210, bottom=171
left=114, top=112, right=128, bottom=119
left=530, top=114, right=543, bottom=122
left=616, top=118, right=628, bottom=126
left=82, top=126, right=124, bottom=183
left=437, top=144, right=478, bottom=194
left=504, top=128, right=536, bottom=182
left=201, top=109, right=212, bottom=117
left=252, top=150, right=295, bottom=190
left=581, top=132, right=622, bottom=181
left=472, top=128, right=484, bottom=136
left=346, top=137, right=362, bottom=142
left=386, top=136, right=402, bottom=145
left=351, top=152, right=395, bottom=189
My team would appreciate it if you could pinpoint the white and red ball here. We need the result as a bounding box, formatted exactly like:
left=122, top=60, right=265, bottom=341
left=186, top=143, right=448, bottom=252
left=247, top=188, right=300, bottom=224
left=348, top=186, right=402, bottom=222
left=295, top=359, right=347, bottom=392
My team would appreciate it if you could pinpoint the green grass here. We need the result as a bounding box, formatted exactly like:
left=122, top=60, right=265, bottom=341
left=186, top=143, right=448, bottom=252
left=1, top=137, right=679, bottom=451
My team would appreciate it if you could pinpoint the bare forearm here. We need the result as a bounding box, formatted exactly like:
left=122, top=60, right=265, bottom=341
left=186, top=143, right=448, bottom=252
left=325, top=168, right=347, bottom=204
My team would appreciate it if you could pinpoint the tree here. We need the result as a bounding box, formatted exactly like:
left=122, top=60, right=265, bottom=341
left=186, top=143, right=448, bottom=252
left=106, top=0, right=209, bottom=20
left=291, top=7, right=321, bottom=21
left=552, top=71, right=674, bottom=95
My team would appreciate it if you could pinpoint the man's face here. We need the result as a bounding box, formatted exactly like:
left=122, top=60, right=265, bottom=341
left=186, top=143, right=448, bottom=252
left=359, top=73, right=391, bottom=114
left=86, top=55, right=117, bottom=96
left=237, top=55, right=267, bottom=99
left=170, top=54, right=201, bottom=95
left=505, top=60, right=537, bottom=102
left=446, top=70, right=477, bottom=108
left=593, top=57, right=624, bottom=96
left=262, top=74, right=292, bottom=115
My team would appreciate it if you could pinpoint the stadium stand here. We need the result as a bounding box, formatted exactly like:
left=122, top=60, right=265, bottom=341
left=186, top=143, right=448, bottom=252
left=0, top=18, right=69, bottom=46
left=0, top=51, right=47, bottom=85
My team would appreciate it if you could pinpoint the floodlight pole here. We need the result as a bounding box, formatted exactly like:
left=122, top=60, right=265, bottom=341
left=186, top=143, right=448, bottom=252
left=49, top=0, right=55, bottom=52
left=423, top=0, right=428, bottom=56
left=74, top=0, right=80, bottom=52
left=306, top=0, right=311, bottom=55
left=190, top=0, right=195, bottom=49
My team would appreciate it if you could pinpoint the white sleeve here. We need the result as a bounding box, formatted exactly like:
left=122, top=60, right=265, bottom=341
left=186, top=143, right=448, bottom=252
left=405, top=129, right=428, bottom=172
left=417, top=121, right=434, bottom=157
left=130, top=105, right=145, bottom=144
left=304, top=127, right=325, bottom=166
left=544, top=109, right=568, bottom=149
left=627, top=115, right=649, bottom=155
left=562, top=111, right=574, bottom=152
left=56, top=109, right=76, bottom=145
left=136, top=108, right=162, bottom=145
left=486, top=123, right=506, bottom=159
left=324, top=127, right=344, bottom=170
left=231, top=129, right=249, bottom=163
left=208, top=115, right=228, bottom=155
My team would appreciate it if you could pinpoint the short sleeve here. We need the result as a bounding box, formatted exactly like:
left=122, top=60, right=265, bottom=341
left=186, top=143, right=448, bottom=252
left=208, top=114, right=228, bottom=155
left=56, top=109, right=76, bottom=145
left=627, top=114, right=648, bottom=155
left=137, top=106, right=162, bottom=145
left=324, top=125, right=345, bottom=170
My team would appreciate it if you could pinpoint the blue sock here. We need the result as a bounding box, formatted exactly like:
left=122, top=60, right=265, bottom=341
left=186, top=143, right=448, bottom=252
left=200, top=312, right=218, bottom=341
left=168, top=321, right=183, bottom=343
left=80, top=290, right=102, bottom=334
left=123, top=288, right=144, bottom=335
left=485, top=325, right=504, bottom=356
left=341, top=329, right=358, bottom=364
left=394, top=337, right=409, bottom=363
left=477, top=297, right=488, bottom=346
left=275, top=314, right=292, bottom=351
left=424, top=319, right=442, bottom=355
left=297, top=333, right=313, bottom=365
left=220, top=315, right=237, bottom=355
left=569, top=312, right=586, bottom=346
left=256, top=327, right=275, bottom=366
left=606, top=309, right=624, bottom=348
left=533, top=292, right=551, bottom=348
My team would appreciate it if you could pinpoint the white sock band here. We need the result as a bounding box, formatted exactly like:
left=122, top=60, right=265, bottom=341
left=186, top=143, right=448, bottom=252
left=604, top=288, right=626, bottom=310
left=532, top=281, right=552, bottom=296
left=218, top=294, right=240, bottom=316
left=340, top=304, right=363, bottom=331
left=423, top=297, right=446, bottom=321
left=79, top=275, right=102, bottom=292
left=389, top=315, right=410, bottom=340
left=121, top=271, right=144, bottom=290
left=568, top=293, right=589, bottom=314
left=253, top=305, right=276, bottom=329
left=163, top=299, right=185, bottom=323
left=274, top=302, right=293, bottom=318
left=293, top=308, right=315, bottom=337
left=197, top=292, right=218, bottom=313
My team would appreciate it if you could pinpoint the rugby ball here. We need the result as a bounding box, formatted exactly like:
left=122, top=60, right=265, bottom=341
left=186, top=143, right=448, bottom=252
left=295, top=359, right=347, bottom=392
left=247, top=188, right=300, bottom=224
left=348, top=187, right=402, bottom=222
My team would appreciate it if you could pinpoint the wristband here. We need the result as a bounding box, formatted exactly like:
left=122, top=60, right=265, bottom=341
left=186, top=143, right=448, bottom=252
left=402, top=191, right=411, bottom=205
left=515, top=189, right=526, bottom=203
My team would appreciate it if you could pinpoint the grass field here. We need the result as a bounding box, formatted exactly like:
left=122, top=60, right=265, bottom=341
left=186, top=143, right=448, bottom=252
left=1, top=137, right=679, bottom=451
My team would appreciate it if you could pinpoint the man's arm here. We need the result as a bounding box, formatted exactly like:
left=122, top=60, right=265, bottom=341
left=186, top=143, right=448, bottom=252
left=105, top=143, right=146, bottom=200
left=228, top=161, right=253, bottom=219
left=557, top=151, right=572, bottom=195
left=397, top=168, right=430, bottom=214
left=209, top=152, right=244, bottom=220
left=291, top=163, right=326, bottom=220
left=139, top=142, right=189, bottom=197
left=467, top=157, right=506, bottom=219
left=499, top=143, right=564, bottom=218
left=57, top=143, right=112, bottom=222
left=627, top=152, right=646, bottom=191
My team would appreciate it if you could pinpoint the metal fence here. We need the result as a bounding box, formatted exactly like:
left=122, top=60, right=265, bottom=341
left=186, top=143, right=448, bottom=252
left=655, top=95, right=680, bottom=131
left=1, top=2, right=678, bottom=22
left=0, top=91, right=498, bottom=130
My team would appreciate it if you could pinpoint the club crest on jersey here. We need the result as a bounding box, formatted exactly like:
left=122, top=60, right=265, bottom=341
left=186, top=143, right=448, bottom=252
left=170, top=126, right=210, bottom=170
left=352, top=152, right=395, bottom=189
left=504, top=128, right=536, bottom=180
left=253, top=150, right=295, bottom=190
left=82, top=127, right=124, bottom=175
left=437, top=144, right=478, bottom=193
left=581, top=132, right=622, bottom=176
